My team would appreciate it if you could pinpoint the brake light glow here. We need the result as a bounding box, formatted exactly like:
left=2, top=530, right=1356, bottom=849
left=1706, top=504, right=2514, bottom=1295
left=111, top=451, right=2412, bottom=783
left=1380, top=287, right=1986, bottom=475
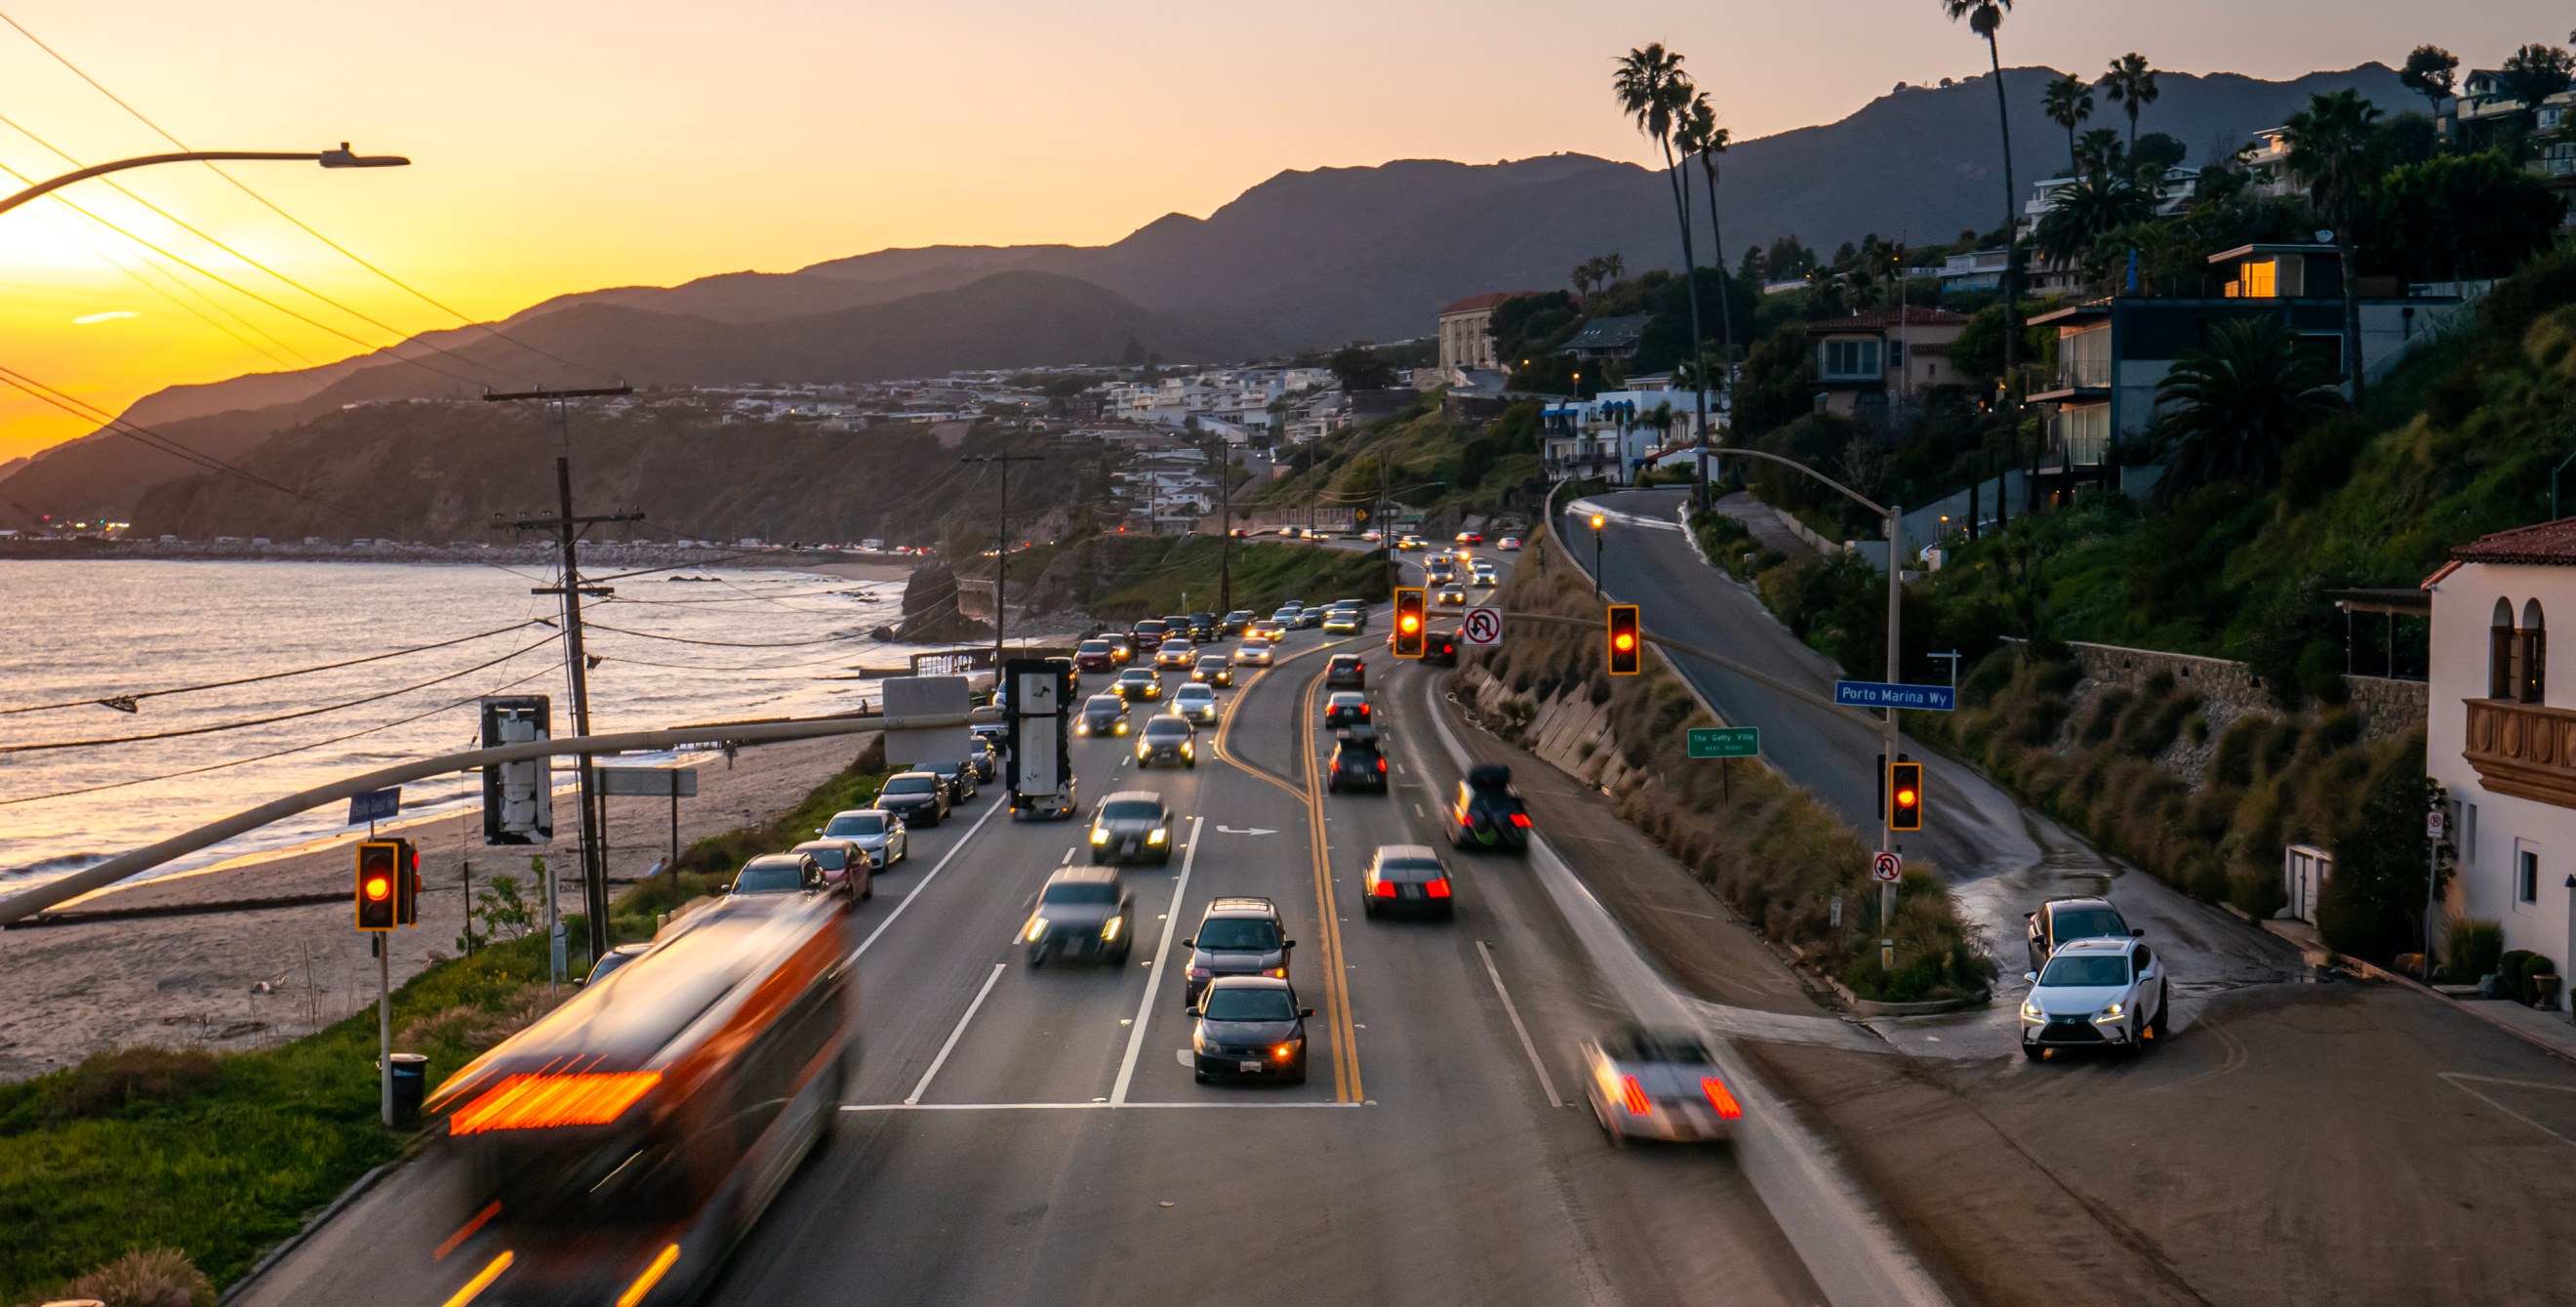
left=1272, top=1043, right=1296, bottom=1061
left=1359, top=705, right=1370, bottom=715
left=1373, top=878, right=1399, bottom=898
left=1619, top=1075, right=1651, bottom=1116
left=1702, top=1077, right=1744, bottom=1121
left=615, top=1244, right=681, bottom=1307
left=1509, top=813, right=1532, bottom=828
left=1425, top=878, right=1452, bottom=898
left=1376, top=758, right=1388, bottom=772
left=450, top=1071, right=661, bottom=1134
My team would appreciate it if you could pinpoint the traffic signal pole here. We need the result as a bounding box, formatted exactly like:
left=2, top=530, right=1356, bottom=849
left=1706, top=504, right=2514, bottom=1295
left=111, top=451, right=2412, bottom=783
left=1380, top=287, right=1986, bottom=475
left=378, top=938, right=392, bottom=1125
left=1882, top=501, right=1902, bottom=971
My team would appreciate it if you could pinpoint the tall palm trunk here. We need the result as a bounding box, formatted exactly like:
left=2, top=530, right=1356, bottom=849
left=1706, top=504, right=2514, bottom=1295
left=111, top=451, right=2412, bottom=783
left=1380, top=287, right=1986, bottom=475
left=2337, top=229, right=2364, bottom=401
left=1660, top=142, right=1709, bottom=511
left=1698, top=154, right=1736, bottom=441
left=1985, top=37, right=2021, bottom=394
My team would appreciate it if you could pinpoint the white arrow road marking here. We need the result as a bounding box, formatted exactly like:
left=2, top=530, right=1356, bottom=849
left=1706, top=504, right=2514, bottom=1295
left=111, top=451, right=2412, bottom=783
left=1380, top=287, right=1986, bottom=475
left=1214, top=825, right=1277, bottom=836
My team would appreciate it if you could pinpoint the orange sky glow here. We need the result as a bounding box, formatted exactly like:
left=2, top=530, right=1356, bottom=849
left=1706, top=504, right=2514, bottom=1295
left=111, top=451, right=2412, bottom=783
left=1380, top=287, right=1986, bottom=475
left=0, top=0, right=2560, bottom=460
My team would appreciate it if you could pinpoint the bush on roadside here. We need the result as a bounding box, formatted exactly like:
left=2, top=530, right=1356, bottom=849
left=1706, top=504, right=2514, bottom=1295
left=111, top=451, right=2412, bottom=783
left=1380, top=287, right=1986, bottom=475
left=2444, top=919, right=2505, bottom=983
left=50, top=1246, right=214, bottom=1307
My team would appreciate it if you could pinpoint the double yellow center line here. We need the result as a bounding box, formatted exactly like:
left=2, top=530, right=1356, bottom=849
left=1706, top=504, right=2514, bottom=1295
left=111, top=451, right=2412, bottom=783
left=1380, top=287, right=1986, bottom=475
left=1208, top=641, right=1364, bottom=1103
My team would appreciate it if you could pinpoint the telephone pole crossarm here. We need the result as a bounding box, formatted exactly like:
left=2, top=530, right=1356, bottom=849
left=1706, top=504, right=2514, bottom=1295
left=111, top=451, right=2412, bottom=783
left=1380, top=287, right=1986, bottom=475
left=959, top=450, right=1050, bottom=673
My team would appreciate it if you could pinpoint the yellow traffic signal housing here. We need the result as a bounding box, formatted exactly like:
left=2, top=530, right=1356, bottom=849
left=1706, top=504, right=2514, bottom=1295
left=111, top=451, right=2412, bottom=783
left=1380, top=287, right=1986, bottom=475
left=1889, top=761, right=1924, bottom=832
left=1392, top=588, right=1427, bottom=658
left=1605, top=604, right=1642, bottom=675
left=356, top=840, right=401, bottom=931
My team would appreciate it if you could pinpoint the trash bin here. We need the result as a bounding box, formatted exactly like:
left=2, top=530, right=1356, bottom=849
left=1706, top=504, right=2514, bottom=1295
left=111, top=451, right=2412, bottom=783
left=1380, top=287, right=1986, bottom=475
left=382, top=1052, right=429, bottom=1126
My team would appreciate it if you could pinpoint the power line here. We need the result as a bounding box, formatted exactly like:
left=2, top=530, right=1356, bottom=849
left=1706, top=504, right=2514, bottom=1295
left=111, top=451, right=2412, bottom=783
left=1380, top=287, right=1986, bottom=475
left=0, top=617, right=554, bottom=716
left=23, top=198, right=307, bottom=367
left=584, top=620, right=856, bottom=650
left=0, top=634, right=559, bottom=756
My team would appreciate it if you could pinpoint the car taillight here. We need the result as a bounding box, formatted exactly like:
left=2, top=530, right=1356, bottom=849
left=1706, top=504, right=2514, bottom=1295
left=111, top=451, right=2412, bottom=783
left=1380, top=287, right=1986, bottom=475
left=1702, top=1077, right=1744, bottom=1120
left=1358, top=705, right=1370, bottom=715
left=1619, top=1075, right=1650, bottom=1117
left=1509, top=813, right=1532, bottom=828
left=1372, top=878, right=1399, bottom=898
left=1272, top=1043, right=1296, bottom=1061
left=1376, top=758, right=1388, bottom=772
left=1460, top=813, right=1475, bottom=828
left=1425, top=878, right=1451, bottom=899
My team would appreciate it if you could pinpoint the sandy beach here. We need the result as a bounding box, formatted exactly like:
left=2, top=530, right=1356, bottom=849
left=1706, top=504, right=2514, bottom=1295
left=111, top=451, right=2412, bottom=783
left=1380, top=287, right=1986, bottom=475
left=0, top=733, right=873, bottom=1082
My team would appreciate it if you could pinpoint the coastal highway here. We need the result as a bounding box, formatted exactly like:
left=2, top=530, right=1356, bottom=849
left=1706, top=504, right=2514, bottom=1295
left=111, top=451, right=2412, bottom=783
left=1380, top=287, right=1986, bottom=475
left=235, top=568, right=1840, bottom=1307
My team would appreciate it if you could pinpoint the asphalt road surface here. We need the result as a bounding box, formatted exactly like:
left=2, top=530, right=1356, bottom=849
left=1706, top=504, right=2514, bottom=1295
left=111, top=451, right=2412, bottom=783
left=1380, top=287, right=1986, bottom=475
left=238, top=562, right=1836, bottom=1307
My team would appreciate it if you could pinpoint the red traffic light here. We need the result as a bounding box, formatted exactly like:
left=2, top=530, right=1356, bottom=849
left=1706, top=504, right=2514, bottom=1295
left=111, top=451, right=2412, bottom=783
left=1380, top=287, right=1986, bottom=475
left=1889, top=761, right=1924, bottom=832
left=363, top=875, right=391, bottom=901
left=1605, top=604, right=1641, bottom=675
left=1392, top=588, right=1427, bottom=659
left=356, top=840, right=401, bottom=931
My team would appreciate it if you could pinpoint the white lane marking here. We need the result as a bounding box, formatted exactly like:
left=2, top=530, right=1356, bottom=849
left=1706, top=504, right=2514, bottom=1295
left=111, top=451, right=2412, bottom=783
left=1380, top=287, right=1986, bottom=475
left=841, top=1101, right=1359, bottom=1112
left=1110, top=814, right=1203, bottom=1105
left=851, top=798, right=1005, bottom=962
left=906, top=962, right=1005, bottom=1106
left=1061, top=847, right=1075, bottom=865
left=1477, top=940, right=1564, bottom=1109
left=1215, top=825, right=1276, bottom=836
left=2441, top=1073, right=2576, bottom=1151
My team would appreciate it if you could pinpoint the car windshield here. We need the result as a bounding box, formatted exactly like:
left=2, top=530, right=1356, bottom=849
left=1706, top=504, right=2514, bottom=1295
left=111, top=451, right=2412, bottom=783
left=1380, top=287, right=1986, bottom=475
left=1144, top=721, right=1189, bottom=738
left=883, top=776, right=937, bottom=795
left=2038, top=954, right=2132, bottom=987
left=1101, top=800, right=1163, bottom=822
left=1376, top=858, right=1442, bottom=882
left=1087, top=696, right=1123, bottom=712
left=1331, top=656, right=1357, bottom=668
left=1136, top=621, right=1165, bottom=633
left=824, top=813, right=886, bottom=837
left=2051, top=906, right=2128, bottom=941
left=732, top=864, right=805, bottom=893
left=799, top=846, right=849, bottom=870
left=1041, top=881, right=1120, bottom=906
left=1197, top=656, right=1225, bottom=667
left=1330, top=694, right=1363, bottom=707
left=1079, top=640, right=1110, bottom=654
left=1196, top=919, right=1281, bottom=950
left=1601, top=1028, right=1710, bottom=1063
left=1178, top=688, right=1214, bottom=701
left=1201, top=987, right=1296, bottom=1021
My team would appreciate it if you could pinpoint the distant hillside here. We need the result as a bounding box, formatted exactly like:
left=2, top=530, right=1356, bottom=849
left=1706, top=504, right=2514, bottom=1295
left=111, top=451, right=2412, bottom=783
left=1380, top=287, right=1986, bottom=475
left=1, top=61, right=2409, bottom=523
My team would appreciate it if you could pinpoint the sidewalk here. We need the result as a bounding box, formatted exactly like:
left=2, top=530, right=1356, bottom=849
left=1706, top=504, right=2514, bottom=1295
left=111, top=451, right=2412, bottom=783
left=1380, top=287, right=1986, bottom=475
left=2265, top=917, right=2576, bottom=1068
left=1711, top=490, right=1829, bottom=559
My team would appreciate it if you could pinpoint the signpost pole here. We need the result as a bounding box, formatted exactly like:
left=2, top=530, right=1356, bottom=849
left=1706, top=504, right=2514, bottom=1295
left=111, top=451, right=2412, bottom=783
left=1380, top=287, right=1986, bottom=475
left=670, top=787, right=681, bottom=887
left=377, top=937, right=392, bottom=1127
left=1881, top=503, right=1903, bottom=973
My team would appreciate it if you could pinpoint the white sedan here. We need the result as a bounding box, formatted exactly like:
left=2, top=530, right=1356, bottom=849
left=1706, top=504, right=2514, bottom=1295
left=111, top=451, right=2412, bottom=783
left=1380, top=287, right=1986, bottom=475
left=2019, top=936, right=2168, bottom=1058
left=1580, top=1025, right=1742, bottom=1144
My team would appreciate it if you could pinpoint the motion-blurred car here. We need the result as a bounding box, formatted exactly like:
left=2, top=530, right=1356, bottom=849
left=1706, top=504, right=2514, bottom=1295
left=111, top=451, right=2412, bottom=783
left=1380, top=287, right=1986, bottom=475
left=1103, top=633, right=1136, bottom=665
left=1136, top=714, right=1196, bottom=768
left=1190, top=977, right=1312, bottom=1084
left=1323, top=691, right=1371, bottom=728
left=1182, top=896, right=1290, bottom=1009
left=872, top=771, right=951, bottom=828
left=1395, top=535, right=1426, bottom=551
left=1325, top=727, right=1388, bottom=795
left=1077, top=692, right=1132, bottom=737
left=1580, top=1025, right=1742, bottom=1145
left=1456, top=531, right=1485, bottom=546
left=1089, top=791, right=1174, bottom=866
left=1022, top=867, right=1133, bottom=967
left=1248, top=617, right=1289, bottom=641
left=1361, top=529, right=1384, bottom=543
left=1448, top=763, right=1529, bottom=852
left=1113, top=668, right=1162, bottom=702
left=1321, top=605, right=1365, bottom=634
left=1325, top=653, right=1365, bottom=689
left=2024, top=896, right=2138, bottom=972
left=1174, top=683, right=1221, bottom=725
left=1360, top=843, right=1452, bottom=918
left=1436, top=587, right=1467, bottom=607
left=788, top=838, right=873, bottom=903
left=728, top=852, right=825, bottom=897
left=1075, top=638, right=1117, bottom=673
left=1497, top=536, right=1522, bottom=551
left=2020, top=936, right=2168, bottom=1058
left=819, top=807, right=908, bottom=867
left=1153, top=644, right=1195, bottom=671
left=927, top=757, right=978, bottom=804
left=1192, top=653, right=1233, bottom=687
left=1232, top=641, right=1274, bottom=667
left=1223, top=609, right=1256, bottom=634
left=577, top=940, right=654, bottom=986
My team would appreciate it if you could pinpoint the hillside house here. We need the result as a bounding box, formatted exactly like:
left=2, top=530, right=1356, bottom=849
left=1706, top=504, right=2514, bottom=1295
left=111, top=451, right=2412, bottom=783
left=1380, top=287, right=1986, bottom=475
left=2027, top=244, right=2469, bottom=501
left=2423, top=519, right=2576, bottom=1006
left=1437, top=293, right=1526, bottom=373
left=1802, top=306, right=1971, bottom=423
left=1560, top=314, right=1649, bottom=363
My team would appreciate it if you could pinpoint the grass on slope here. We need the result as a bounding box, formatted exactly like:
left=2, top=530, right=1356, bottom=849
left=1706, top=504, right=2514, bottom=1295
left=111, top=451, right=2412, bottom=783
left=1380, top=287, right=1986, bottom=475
left=1022, top=533, right=1390, bottom=622
left=1251, top=396, right=1545, bottom=523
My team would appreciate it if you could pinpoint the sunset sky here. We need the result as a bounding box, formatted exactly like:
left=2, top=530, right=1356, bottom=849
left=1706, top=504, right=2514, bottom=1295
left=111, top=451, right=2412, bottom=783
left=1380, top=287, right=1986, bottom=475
left=0, top=0, right=2560, bottom=460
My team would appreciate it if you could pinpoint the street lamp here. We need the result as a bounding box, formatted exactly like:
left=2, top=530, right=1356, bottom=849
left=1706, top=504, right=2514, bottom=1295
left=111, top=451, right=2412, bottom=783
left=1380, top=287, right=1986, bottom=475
left=0, top=143, right=408, bottom=219
left=1590, top=511, right=1606, bottom=596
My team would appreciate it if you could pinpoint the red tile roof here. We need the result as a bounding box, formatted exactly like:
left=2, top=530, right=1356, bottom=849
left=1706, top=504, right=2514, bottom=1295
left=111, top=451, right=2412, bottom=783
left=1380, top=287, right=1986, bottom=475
left=2451, top=518, right=2576, bottom=565
left=1439, top=292, right=1536, bottom=316
left=1812, top=306, right=1971, bottom=330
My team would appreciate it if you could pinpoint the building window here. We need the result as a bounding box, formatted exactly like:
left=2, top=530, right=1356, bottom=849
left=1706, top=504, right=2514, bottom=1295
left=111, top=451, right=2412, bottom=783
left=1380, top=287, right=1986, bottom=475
left=1887, top=340, right=1907, bottom=371
left=2519, top=846, right=2541, bottom=905
left=2523, top=599, right=2548, bottom=705
left=2463, top=801, right=2477, bottom=865
left=1819, top=339, right=1880, bottom=381
left=2238, top=259, right=2275, bottom=298
left=2493, top=597, right=2518, bottom=698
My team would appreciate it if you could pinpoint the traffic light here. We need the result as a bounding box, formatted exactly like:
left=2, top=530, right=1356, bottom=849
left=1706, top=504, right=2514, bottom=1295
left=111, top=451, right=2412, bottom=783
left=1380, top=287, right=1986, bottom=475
left=391, top=838, right=420, bottom=925
left=1605, top=604, right=1641, bottom=675
left=1889, top=761, right=1923, bottom=832
left=356, top=840, right=401, bottom=931
left=1392, top=588, right=1427, bottom=658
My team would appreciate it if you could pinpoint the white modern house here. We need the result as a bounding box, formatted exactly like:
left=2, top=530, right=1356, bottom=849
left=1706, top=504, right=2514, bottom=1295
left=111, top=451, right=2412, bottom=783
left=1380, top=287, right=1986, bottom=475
left=2426, top=518, right=2576, bottom=1006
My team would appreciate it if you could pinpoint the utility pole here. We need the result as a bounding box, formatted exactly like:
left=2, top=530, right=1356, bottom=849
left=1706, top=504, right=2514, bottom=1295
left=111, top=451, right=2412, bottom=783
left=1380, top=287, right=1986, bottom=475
left=1215, top=436, right=1234, bottom=615
left=486, top=385, right=637, bottom=967
left=960, top=448, right=1047, bottom=673
left=1881, top=501, right=1904, bottom=964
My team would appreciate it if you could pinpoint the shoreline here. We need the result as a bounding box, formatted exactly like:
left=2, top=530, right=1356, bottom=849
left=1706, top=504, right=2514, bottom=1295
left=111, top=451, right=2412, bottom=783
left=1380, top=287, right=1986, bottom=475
left=0, top=733, right=874, bottom=1083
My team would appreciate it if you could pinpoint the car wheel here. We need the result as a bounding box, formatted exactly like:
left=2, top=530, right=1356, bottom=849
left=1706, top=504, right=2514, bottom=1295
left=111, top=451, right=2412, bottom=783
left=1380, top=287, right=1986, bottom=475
left=2022, top=1042, right=2046, bottom=1060
left=1026, top=948, right=1044, bottom=968
left=1363, top=902, right=1379, bottom=919
left=862, top=878, right=873, bottom=901
left=1593, top=1100, right=1625, bottom=1147
left=1193, top=1071, right=1210, bottom=1084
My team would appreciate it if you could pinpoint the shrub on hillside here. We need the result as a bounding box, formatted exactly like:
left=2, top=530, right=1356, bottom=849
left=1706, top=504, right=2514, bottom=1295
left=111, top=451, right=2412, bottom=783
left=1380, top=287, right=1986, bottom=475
left=2317, top=740, right=2437, bottom=961
left=53, top=1246, right=214, bottom=1307
left=2443, top=919, right=2504, bottom=984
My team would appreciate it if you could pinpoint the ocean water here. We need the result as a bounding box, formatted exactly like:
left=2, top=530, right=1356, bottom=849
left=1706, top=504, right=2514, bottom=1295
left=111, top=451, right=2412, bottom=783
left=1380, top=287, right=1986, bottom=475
left=0, top=560, right=924, bottom=894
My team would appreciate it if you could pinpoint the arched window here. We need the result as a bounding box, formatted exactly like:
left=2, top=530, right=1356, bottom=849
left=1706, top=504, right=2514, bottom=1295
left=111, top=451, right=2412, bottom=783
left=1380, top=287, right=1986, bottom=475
left=2523, top=599, right=2548, bottom=705
left=2493, top=598, right=2517, bottom=699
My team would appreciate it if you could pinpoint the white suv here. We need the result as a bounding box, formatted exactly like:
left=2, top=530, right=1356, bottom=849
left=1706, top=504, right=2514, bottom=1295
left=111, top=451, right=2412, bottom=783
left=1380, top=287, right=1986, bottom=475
left=2019, top=936, right=2167, bottom=1058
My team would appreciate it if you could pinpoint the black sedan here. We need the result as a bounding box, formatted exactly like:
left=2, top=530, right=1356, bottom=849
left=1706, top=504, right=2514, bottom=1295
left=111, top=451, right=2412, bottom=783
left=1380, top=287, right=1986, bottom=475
left=872, top=771, right=951, bottom=828
left=1022, top=868, right=1133, bottom=967
left=1191, top=977, right=1312, bottom=1084
left=1325, top=727, right=1388, bottom=794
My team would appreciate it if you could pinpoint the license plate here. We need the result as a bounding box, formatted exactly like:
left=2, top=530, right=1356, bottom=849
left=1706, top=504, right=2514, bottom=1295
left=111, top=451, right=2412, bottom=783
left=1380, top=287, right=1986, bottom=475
left=1238, top=1060, right=1265, bottom=1074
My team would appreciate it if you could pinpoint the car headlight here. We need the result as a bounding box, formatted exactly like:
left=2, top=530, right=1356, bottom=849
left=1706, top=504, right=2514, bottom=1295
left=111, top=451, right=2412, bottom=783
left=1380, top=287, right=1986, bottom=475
left=1181, top=742, right=1193, bottom=755
left=1187, top=965, right=1213, bottom=979
left=1271, top=1041, right=1302, bottom=1062
left=2020, top=1000, right=2044, bottom=1021
left=2095, top=1001, right=2125, bottom=1022
left=1115, top=721, right=1128, bottom=734
left=1266, top=967, right=1287, bottom=978
left=1101, top=916, right=1123, bottom=942
left=1090, top=829, right=1109, bottom=844
left=1147, top=828, right=1167, bottom=845
left=1025, top=917, right=1049, bottom=942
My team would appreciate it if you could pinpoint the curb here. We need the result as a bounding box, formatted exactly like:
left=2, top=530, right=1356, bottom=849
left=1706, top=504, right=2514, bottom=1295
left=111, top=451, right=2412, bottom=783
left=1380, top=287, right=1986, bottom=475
left=2351, top=953, right=2576, bottom=1072
left=217, top=1150, right=409, bottom=1304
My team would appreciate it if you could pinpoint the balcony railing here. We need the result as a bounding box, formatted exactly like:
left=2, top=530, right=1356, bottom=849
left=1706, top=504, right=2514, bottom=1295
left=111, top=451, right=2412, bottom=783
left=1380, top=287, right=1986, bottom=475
left=2463, top=698, right=2576, bottom=807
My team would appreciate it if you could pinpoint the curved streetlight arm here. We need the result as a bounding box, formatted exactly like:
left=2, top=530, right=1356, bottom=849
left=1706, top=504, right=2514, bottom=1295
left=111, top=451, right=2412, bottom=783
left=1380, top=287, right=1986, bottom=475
left=0, top=145, right=409, bottom=218
left=1695, top=446, right=1888, bottom=521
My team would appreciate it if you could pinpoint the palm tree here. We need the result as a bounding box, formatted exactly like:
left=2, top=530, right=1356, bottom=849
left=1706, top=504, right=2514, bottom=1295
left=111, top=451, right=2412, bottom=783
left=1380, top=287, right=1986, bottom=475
left=1570, top=257, right=1604, bottom=299
left=2280, top=90, right=2383, bottom=399
left=2099, top=53, right=2159, bottom=154
left=1600, top=253, right=1626, bottom=285
left=2398, top=45, right=2459, bottom=125
left=2042, top=73, right=2094, bottom=173
left=2153, top=315, right=2347, bottom=499
left=1677, top=92, right=1738, bottom=414
left=1942, top=0, right=2022, bottom=391
left=2075, top=127, right=2125, bottom=179
left=2033, top=167, right=2150, bottom=270
left=1613, top=44, right=1711, bottom=510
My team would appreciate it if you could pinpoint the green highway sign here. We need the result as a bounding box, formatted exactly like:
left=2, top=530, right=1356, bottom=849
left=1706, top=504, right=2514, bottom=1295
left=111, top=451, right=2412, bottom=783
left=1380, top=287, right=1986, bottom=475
left=1687, top=726, right=1759, bottom=758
